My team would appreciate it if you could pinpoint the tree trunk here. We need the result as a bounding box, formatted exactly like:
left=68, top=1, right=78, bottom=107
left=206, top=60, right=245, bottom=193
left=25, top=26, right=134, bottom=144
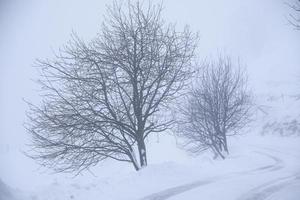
left=222, top=133, right=229, bottom=154
left=212, top=143, right=225, bottom=159
left=128, top=149, right=140, bottom=171
left=137, top=139, right=147, bottom=168
left=132, top=161, right=140, bottom=171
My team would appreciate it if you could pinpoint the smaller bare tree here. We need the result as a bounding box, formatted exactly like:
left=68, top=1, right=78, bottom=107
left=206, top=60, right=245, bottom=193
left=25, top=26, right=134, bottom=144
left=177, top=56, right=252, bottom=159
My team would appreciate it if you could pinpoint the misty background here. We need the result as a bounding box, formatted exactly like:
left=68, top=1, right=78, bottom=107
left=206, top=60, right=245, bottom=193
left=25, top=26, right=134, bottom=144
left=0, top=0, right=299, bottom=191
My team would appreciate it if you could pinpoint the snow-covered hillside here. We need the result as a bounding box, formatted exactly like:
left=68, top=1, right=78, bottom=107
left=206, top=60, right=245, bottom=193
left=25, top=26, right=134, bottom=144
left=0, top=179, right=14, bottom=200
left=0, top=179, right=22, bottom=200
left=257, top=94, right=300, bottom=137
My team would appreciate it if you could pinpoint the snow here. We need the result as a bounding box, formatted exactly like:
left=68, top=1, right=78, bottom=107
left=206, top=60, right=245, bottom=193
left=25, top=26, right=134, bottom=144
left=256, top=94, right=300, bottom=137
left=0, top=179, right=26, bottom=200
left=4, top=89, right=298, bottom=200
left=1, top=0, right=300, bottom=199
left=0, top=179, right=15, bottom=200
left=8, top=133, right=298, bottom=200
left=268, top=182, right=300, bottom=200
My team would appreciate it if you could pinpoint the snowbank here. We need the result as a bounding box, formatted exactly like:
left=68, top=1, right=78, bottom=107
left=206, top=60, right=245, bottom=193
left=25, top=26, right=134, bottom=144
left=0, top=179, right=16, bottom=200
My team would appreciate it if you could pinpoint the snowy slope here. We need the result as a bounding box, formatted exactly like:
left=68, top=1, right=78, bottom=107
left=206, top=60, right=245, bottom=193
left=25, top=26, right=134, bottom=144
left=0, top=179, right=13, bottom=200
left=0, top=179, right=20, bottom=200
left=257, top=94, right=300, bottom=137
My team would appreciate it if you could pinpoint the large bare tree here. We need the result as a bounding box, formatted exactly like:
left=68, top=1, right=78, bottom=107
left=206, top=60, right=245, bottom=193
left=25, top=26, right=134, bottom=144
left=176, top=56, right=252, bottom=159
left=26, top=1, right=198, bottom=172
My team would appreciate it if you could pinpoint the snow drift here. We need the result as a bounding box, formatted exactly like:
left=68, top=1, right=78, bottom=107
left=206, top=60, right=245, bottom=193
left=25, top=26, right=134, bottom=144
left=0, top=179, right=16, bottom=200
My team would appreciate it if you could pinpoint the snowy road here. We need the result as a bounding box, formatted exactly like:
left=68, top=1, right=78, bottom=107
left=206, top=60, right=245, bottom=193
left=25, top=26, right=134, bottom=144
left=139, top=146, right=300, bottom=200
left=236, top=175, right=300, bottom=200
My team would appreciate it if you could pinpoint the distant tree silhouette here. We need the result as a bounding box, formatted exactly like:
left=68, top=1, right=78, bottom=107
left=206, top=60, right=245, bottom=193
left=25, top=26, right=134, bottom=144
left=287, top=0, right=300, bottom=30
left=177, top=56, right=252, bottom=159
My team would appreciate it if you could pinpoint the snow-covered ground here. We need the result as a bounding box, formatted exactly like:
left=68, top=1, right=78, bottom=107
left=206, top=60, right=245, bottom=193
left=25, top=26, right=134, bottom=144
left=7, top=134, right=298, bottom=200
left=5, top=92, right=300, bottom=200
left=1, top=0, right=300, bottom=199
left=1, top=86, right=300, bottom=200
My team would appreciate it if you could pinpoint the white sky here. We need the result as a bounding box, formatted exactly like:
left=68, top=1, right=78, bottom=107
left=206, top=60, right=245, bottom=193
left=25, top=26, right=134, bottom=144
left=0, top=0, right=299, bottom=190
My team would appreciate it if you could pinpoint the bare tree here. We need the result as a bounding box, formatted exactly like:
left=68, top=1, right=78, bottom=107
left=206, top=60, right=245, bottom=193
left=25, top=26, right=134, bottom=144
left=176, top=56, right=252, bottom=159
left=287, top=0, right=300, bottom=30
left=25, top=1, right=198, bottom=172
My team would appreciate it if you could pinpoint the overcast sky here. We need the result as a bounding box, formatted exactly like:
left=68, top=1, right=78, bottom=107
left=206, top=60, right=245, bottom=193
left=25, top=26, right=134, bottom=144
left=0, top=0, right=299, bottom=190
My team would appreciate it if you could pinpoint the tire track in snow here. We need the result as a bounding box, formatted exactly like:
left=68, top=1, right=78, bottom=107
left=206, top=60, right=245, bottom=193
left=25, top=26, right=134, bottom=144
left=236, top=147, right=300, bottom=200
left=236, top=174, right=300, bottom=200
left=138, top=151, right=283, bottom=200
left=139, top=179, right=214, bottom=200
left=249, top=151, right=284, bottom=172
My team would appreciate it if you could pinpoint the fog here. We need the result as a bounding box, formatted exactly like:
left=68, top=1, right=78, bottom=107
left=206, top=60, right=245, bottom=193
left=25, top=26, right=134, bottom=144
left=0, top=0, right=299, bottom=193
